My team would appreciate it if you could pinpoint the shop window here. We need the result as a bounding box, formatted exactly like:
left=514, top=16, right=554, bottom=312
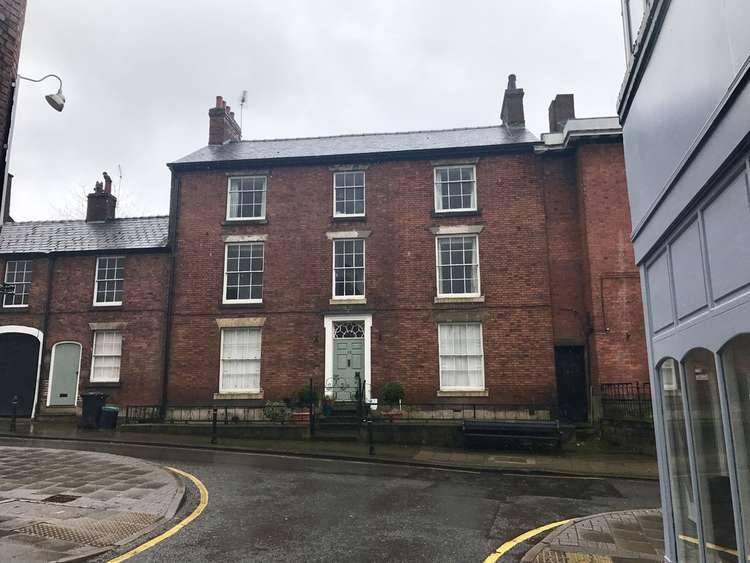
left=683, top=348, right=738, bottom=560
left=720, top=334, right=750, bottom=557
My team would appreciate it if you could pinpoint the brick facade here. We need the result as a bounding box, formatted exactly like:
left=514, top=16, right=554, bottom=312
left=0, top=0, right=27, bottom=222
left=0, top=90, right=648, bottom=422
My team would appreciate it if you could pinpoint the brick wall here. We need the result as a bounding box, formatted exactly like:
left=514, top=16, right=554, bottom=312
left=0, top=251, right=169, bottom=408
left=575, top=143, right=648, bottom=387
left=0, top=0, right=27, bottom=220
left=168, top=151, right=558, bottom=405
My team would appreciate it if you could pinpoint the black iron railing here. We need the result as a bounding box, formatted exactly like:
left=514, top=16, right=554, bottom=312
left=370, top=403, right=554, bottom=423
left=601, top=382, right=652, bottom=420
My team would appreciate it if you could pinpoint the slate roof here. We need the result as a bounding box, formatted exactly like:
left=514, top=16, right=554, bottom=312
left=171, top=125, right=538, bottom=165
left=0, top=216, right=169, bottom=255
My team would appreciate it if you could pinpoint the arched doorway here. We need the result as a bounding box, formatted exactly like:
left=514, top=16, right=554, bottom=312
left=0, top=326, right=43, bottom=417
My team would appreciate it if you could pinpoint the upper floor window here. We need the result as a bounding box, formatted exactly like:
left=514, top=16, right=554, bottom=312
left=333, top=171, right=365, bottom=217
left=91, top=330, right=122, bottom=383
left=434, top=165, right=476, bottom=213
left=94, top=256, right=124, bottom=306
left=224, top=242, right=264, bottom=304
left=436, top=235, right=480, bottom=297
left=3, top=260, right=32, bottom=307
left=227, top=176, right=267, bottom=220
left=333, top=239, right=365, bottom=298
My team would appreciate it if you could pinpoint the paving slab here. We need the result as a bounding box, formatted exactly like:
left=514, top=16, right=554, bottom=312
left=522, top=509, right=664, bottom=563
left=0, top=446, right=184, bottom=562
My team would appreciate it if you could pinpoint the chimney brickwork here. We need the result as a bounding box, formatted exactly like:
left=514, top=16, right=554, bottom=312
left=86, top=172, right=117, bottom=222
left=208, top=95, right=241, bottom=145
left=500, top=74, right=525, bottom=129
left=548, top=94, right=576, bottom=133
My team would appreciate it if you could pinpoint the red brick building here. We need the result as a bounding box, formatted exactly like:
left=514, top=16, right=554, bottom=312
left=0, top=76, right=647, bottom=423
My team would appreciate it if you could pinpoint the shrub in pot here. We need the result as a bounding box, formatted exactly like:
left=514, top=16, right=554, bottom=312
left=382, top=382, right=405, bottom=405
left=263, top=401, right=290, bottom=423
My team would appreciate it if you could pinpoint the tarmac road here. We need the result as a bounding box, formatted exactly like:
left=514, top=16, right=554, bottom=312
left=0, top=436, right=660, bottom=562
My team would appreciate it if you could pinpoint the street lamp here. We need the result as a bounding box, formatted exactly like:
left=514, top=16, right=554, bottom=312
left=17, top=73, right=65, bottom=112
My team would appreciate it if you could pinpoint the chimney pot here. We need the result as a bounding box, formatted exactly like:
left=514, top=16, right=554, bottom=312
left=87, top=174, right=117, bottom=222
left=501, top=73, right=525, bottom=129
left=208, top=94, right=242, bottom=145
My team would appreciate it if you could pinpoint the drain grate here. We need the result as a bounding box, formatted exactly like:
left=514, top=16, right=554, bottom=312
left=43, top=494, right=80, bottom=504
left=17, top=512, right=160, bottom=547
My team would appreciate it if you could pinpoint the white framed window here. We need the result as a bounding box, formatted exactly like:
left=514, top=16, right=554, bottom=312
left=227, top=176, right=267, bottom=220
left=333, top=171, right=365, bottom=217
left=91, top=330, right=122, bottom=383
left=220, top=327, right=261, bottom=393
left=3, top=260, right=32, bottom=307
left=94, top=256, right=124, bottom=306
left=223, top=242, right=264, bottom=304
left=434, top=165, right=476, bottom=212
left=438, top=323, right=485, bottom=391
left=436, top=235, right=480, bottom=297
left=333, top=239, right=365, bottom=298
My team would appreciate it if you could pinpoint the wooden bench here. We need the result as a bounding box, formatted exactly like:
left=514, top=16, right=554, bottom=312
left=462, top=420, right=562, bottom=450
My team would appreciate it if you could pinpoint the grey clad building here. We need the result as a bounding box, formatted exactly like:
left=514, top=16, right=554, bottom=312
left=619, top=1, right=750, bottom=561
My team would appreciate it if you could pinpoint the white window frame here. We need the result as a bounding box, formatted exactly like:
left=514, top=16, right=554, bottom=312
left=435, top=234, right=481, bottom=298
left=331, top=238, right=366, bottom=300
left=226, top=175, right=267, bottom=221
left=90, top=330, right=122, bottom=383
left=332, top=171, right=366, bottom=218
left=438, top=323, right=485, bottom=391
left=219, top=327, right=262, bottom=394
left=222, top=242, right=264, bottom=305
left=433, top=165, right=477, bottom=213
left=2, top=259, right=32, bottom=308
left=93, top=256, right=124, bottom=307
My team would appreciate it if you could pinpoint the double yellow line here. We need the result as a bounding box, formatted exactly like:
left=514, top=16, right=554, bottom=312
left=108, top=467, right=209, bottom=562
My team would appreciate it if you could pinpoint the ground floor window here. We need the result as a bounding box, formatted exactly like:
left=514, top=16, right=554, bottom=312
left=220, top=327, right=261, bottom=393
left=438, top=323, right=484, bottom=390
left=90, top=330, right=122, bottom=383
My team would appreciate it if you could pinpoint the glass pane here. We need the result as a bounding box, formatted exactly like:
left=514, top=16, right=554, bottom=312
left=660, top=359, right=701, bottom=563
left=721, top=335, right=750, bottom=556
left=683, top=349, right=738, bottom=560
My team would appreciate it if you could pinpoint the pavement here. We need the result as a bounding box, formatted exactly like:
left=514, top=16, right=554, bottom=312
left=0, top=419, right=658, bottom=481
left=521, top=509, right=665, bottom=563
left=0, top=446, right=184, bottom=562
left=0, top=435, right=661, bottom=563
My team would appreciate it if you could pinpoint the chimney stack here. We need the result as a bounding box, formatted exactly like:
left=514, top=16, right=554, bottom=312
left=548, top=94, right=576, bottom=133
left=501, top=74, right=525, bottom=129
left=86, top=171, right=117, bottom=222
left=208, top=95, right=242, bottom=145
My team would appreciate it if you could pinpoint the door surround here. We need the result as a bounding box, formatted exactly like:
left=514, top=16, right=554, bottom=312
left=0, top=325, right=44, bottom=419
left=46, top=341, right=82, bottom=407
left=324, top=314, right=372, bottom=401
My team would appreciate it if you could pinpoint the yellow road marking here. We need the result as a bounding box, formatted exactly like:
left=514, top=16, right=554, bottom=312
left=107, top=466, right=209, bottom=563
left=678, top=534, right=739, bottom=557
left=483, top=518, right=571, bottom=563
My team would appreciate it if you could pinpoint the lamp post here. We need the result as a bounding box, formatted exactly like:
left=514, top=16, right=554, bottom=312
left=0, top=72, right=65, bottom=228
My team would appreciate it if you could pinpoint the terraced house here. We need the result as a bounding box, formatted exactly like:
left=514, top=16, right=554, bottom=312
left=0, top=76, right=647, bottom=424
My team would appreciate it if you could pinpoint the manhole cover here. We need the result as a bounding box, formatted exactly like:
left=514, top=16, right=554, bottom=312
left=44, top=494, right=80, bottom=504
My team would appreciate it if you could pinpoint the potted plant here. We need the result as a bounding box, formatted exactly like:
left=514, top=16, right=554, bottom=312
left=381, top=382, right=405, bottom=421
left=291, top=384, right=319, bottom=423
left=322, top=395, right=334, bottom=417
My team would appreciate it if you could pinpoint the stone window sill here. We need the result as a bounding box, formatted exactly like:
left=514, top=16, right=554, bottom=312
left=219, top=302, right=264, bottom=309
left=330, top=215, right=367, bottom=224
left=430, top=209, right=482, bottom=219
left=213, top=391, right=264, bottom=400
left=221, top=219, right=268, bottom=226
left=329, top=298, right=367, bottom=305
left=434, top=295, right=485, bottom=304
left=437, top=389, right=489, bottom=398
left=86, top=382, right=121, bottom=389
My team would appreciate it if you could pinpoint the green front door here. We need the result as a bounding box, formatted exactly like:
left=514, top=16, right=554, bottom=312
left=48, top=342, right=81, bottom=407
left=332, top=338, right=364, bottom=401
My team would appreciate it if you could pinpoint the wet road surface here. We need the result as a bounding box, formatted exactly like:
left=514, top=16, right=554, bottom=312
left=0, top=437, right=660, bottom=562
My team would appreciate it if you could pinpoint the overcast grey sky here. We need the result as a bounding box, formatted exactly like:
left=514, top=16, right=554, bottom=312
left=10, top=0, right=625, bottom=221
